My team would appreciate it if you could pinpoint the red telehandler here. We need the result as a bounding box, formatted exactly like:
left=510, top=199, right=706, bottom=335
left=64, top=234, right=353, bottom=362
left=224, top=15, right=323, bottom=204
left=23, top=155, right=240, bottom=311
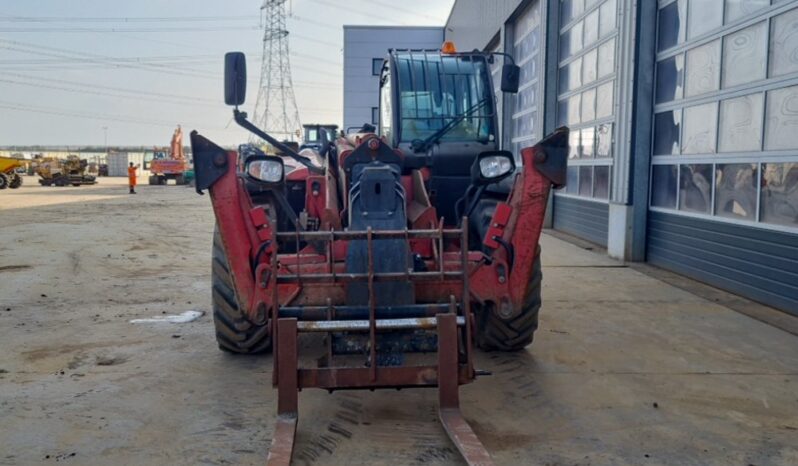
left=190, top=45, right=568, bottom=465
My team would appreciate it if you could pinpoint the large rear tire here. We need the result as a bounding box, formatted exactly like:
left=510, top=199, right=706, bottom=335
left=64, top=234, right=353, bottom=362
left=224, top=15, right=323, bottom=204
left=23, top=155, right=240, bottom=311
left=0, top=173, right=8, bottom=190
left=9, top=174, right=22, bottom=189
left=476, top=253, right=542, bottom=352
left=211, top=226, right=272, bottom=354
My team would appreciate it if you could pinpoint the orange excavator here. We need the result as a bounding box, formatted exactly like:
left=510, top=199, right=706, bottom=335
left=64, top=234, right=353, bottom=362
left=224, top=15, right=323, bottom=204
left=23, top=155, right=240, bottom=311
left=147, top=125, right=189, bottom=185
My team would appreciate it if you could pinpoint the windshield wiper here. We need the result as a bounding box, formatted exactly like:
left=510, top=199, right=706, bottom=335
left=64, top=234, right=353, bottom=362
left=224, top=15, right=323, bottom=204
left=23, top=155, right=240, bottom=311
left=411, top=98, right=489, bottom=153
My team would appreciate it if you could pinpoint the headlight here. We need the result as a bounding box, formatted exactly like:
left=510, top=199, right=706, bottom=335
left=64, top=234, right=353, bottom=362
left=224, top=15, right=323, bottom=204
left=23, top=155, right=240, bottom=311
left=246, top=157, right=284, bottom=183
left=479, top=154, right=514, bottom=180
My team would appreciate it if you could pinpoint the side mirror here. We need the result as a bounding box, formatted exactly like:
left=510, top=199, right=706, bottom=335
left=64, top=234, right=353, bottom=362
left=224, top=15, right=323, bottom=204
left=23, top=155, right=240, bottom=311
left=224, top=52, right=247, bottom=106
left=245, top=155, right=285, bottom=184
left=500, top=63, right=520, bottom=94
left=471, top=150, right=516, bottom=185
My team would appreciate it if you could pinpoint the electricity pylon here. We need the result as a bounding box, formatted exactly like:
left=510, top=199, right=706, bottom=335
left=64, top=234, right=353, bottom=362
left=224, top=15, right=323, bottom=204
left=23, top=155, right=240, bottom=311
left=251, top=0, right=302, bottom=142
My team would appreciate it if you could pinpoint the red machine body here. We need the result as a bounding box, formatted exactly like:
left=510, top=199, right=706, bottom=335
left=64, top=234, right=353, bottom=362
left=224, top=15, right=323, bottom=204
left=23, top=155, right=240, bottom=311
left=191, top=47, right=568, bottom=466
left=190, top=127, right=568, bottom=465
left=205, top=135, right=557, bottom=325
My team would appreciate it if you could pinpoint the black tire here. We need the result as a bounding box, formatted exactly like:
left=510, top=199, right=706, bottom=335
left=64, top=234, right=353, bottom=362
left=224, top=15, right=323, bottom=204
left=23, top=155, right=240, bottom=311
left=175, top=174, right=186, bottom=185
left=476, top=253, right=542, bottom=352
left=212, top=226, right=272, bottom=354
left=0, top=173, right=8, bottom=190
left=9, top=174, right=22, bottom=189
left=148, top=175, right=159, bottom=185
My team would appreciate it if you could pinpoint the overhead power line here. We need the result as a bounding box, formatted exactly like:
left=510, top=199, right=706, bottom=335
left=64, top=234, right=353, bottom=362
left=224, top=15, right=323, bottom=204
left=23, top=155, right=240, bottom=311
left=0, top=39, right=219, bottom=79
left=2, top=69, right=339, bottom=91
left=0, top=48, right=342, bottom=67
left=0, top=15, right=256, bottom=23
left=2, top=72, right=218, bottom=102
left=0, top=99, right=341, bottom=127
left=365, top=0, right=444, bottom=22
left=306, top=0, right=410, bottom=25
left=0, top=77, right=220, bottom=108
left=0, top=25, right=261, bottom=33
left=0, top=99, right=220, bottom=129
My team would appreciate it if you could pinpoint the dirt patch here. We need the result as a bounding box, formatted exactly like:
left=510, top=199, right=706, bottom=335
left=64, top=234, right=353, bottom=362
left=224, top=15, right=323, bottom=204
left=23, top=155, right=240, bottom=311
left=470, top=420, right=534, bottom=451
left=21, top=340, right=141, bottom=363
left=0, top=265, right=32, bottom=273
left=67, top=354, right=89, bottom=370
left=95, top=355, right=128, bottom=366
left=68, top=250, right=82, bottom=273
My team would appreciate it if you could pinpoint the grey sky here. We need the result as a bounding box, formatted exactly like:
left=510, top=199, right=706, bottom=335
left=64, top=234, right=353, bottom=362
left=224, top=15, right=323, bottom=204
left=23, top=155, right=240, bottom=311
left=0, top=0, right=453, bottom=147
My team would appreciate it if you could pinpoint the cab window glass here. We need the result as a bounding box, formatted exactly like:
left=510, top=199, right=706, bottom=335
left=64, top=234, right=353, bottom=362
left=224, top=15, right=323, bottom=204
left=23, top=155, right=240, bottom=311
left=394, top=52, right=495, bottom=143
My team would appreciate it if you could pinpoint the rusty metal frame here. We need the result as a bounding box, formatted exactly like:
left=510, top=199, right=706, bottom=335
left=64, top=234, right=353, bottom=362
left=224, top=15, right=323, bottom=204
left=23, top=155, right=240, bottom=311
left=265, top=217, right=493, bottom=466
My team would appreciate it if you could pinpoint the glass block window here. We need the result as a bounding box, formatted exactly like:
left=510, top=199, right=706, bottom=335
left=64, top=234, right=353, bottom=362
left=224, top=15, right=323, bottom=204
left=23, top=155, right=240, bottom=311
left=679, top=164, right=713, bottom=213
left=715, top=163, right=758, bottom=219
left=761, top=162, right=798, bottom=227
left=687, top=0, right=723, bottom=39
left=651, top=2, right=798, bottom=231
left=684, top=39, right=720, bottom=97
left=725, top=0, right=769, bottom=23
left=651, top=164, right=678, bottom=208
left=556, top=0, right=618, bottom=202
left=722, top=21, right=768, bottom=88
left=769, top=6, right=798, bottom=78
left=765, top=84, right=798, bottom=150
left=509, top=1, right=542, bottom=155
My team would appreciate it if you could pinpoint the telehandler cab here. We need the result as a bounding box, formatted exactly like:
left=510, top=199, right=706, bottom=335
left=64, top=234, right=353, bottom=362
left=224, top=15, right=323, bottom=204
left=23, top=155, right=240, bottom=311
left=190, top=44, right=568, bottom=465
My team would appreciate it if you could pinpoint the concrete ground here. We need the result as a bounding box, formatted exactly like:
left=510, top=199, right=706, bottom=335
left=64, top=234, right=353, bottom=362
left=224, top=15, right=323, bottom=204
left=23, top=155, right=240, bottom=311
left=1, top=176, right=797, bottom=466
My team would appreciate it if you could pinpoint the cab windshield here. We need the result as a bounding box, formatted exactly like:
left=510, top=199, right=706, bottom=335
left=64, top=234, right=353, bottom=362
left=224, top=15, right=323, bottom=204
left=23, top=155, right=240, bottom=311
left=394, top=51, right=495, bottom=144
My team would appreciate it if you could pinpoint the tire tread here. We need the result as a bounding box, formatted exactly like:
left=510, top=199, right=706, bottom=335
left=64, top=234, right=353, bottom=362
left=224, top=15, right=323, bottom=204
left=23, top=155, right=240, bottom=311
left=211, top=226, right=272, bottom=354
left=477, top=254, right=542, bottom=352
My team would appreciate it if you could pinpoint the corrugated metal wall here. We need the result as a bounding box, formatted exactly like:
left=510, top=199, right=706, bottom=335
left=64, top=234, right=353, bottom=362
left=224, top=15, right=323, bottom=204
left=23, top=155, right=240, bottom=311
left=647, top=1, right=798, bottom=314
left=552, top=196, right=609, bottom=246
left=647, top=211, right=798, bottom=314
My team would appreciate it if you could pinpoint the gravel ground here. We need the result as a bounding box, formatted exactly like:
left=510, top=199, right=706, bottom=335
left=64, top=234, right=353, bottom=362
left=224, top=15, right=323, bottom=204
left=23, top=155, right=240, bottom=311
left=1, top=176, right=797, bottom=465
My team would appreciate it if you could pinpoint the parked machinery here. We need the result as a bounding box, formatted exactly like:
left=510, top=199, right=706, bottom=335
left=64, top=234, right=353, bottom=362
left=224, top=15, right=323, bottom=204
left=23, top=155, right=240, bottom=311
left=147, top=125, right=190, bottom=185
left=34, top=155, right=97, bottom=187
left=298, top=123, right=339, bottom=152
left=190, top=45, right=568, bottom=465
left=0, top=156, right=25, bottom=190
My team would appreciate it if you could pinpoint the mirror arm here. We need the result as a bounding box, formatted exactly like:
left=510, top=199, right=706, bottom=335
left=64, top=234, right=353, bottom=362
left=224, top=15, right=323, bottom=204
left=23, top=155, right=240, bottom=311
left=490, top=51, right=516, bottom=65
left=463, top=184, right=487, bottom=220
left=233, top=109, right=324, bottom=175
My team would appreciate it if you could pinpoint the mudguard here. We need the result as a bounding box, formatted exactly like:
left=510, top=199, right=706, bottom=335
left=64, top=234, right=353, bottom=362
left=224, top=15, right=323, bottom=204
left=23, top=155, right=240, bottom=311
left=190, top=131, right=229, bottom=195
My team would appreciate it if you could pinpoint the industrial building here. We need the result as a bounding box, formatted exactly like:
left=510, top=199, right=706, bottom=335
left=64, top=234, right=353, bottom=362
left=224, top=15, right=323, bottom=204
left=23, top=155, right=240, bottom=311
left=343, top=25, right=444, bottom=131
left=343, top=0, right=798, bottom=314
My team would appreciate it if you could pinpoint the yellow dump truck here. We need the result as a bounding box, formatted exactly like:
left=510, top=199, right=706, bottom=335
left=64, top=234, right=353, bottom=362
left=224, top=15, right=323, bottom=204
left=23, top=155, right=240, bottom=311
left=0, top=156, right=25, bottom=190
